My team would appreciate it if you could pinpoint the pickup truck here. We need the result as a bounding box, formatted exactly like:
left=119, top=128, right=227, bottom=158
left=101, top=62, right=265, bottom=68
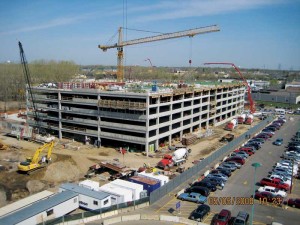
left=257, top=186, right=287, bottom=198
left=177, top=192, right=207, bottom=204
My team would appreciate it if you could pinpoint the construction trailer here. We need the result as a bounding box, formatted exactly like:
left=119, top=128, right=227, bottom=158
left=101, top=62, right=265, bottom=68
left=138, top=171, right=169, bottom=186
left=110, top=179, right=146, bottom=200
left=0, top=190, right=54, bottom=218
left=26, top=82, right=245, bottom=154
left=0, top=191, right=78, bottom=225
left=98, top=183, right=134, bottom=205
left=128, top=175, right=161, bottom=196
left=79, top=179, right=100, bottom=191
left=59, top=183, right=111, bottom=211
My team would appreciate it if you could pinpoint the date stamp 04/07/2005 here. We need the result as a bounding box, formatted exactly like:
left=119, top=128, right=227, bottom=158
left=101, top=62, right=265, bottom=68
left=208, top=197, right=283, bottom=206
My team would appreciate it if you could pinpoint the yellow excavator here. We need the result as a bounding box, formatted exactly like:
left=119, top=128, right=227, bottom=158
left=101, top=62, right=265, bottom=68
left=18, top=141, right=54, bottom=174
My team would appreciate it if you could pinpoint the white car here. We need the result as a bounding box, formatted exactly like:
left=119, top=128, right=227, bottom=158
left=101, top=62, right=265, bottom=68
left=257, top=186, right=287, bottom=198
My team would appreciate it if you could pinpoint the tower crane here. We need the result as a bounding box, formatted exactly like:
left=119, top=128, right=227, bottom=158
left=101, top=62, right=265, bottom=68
left=98, top=25, right=220, bottom=82
left=204, top=62, right=256, bottom=113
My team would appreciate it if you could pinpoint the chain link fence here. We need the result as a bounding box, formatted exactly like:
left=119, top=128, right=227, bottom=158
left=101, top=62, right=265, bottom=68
left=149, top=116, right=274, bottom=204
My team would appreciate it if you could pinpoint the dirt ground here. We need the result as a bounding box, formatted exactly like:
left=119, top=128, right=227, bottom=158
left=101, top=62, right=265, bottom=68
left=0, top=118, right=258, bottom=207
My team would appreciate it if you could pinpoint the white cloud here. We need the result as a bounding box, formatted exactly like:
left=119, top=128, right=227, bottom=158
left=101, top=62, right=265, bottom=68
left=0, top=12, right=95, bottom=36
left=130, top=0, right=287, bottom=22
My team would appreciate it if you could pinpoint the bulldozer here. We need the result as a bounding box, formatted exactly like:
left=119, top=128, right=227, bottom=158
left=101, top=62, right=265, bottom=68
left=18, top=141, right=54, bottom=174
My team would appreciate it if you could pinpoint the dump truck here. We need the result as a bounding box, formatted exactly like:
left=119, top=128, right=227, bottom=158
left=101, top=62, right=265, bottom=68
left=157, top=148, right=190, bottom=169
left=245, top=115, right=254, bottom=125
left=224, top=119, right=238, bottom=131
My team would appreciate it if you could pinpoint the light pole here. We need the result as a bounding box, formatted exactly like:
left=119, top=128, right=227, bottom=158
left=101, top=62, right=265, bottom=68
left=251, top=162, right=261, bottom=225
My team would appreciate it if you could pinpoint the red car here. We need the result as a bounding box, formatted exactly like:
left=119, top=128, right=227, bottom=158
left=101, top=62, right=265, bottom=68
left=213, top=209, right=231, bottom=225
left=287, top=198, right=300, bottom=208
left=225, top=156, right=245, bottom=165
left=254, top=191, right=283, bottom=204
left=260, top=178, right=289, bottom=191
left=238, top=148, right=255, bottom=156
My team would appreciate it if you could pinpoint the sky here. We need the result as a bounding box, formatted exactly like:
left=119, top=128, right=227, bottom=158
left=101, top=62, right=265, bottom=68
left=0, top=0, right=300, bottom=70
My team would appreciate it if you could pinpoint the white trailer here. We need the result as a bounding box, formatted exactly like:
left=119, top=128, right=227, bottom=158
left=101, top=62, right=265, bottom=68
left=0, top=191, right=78, bottom=225
left=59, top=183, right=111, bottom=211
left=138, top=171, right=169, bottom=186
left=79, top=179, right=100, bottom=191
left=99, top=183, right=133, bottom=205
left=110, top=179, right=144, bottom=200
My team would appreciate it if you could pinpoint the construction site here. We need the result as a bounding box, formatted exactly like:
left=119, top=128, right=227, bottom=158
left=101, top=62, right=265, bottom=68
left=0, top=25, right=259, bottom=224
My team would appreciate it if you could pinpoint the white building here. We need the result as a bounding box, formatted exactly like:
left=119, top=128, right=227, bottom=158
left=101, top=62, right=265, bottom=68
left=0, top=191, right=78, bottom=225
left=138, top=171, right=169, bottom=186
left=79, top=179, right=99, bottom=191
left=59, top=183, right=111, bottom=211
left=110, top=179, right=145, bottom=200
left=99, top=183, right=133, bottom=205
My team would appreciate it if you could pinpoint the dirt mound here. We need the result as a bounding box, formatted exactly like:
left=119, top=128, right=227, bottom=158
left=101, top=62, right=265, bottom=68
left=43, top=161, right=81, bottom=183
left=26, top=180, right=47, bottom=194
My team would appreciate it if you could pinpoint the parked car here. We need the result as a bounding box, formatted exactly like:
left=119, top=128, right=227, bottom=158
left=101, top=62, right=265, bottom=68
left=265, top=126, right=277, bottom=132
left=225, top=156, right=245, bottom=165
left=255, top=134, right=270, bottom=140
left=244, top=142, right=261, bottom=150
left=237, top=148, right=254, bottom=156
left=211, top=168, right=232, bottom=177
left=231, top=151, right=248, bottom=159
left=232, top=211, right=249, bottom=225
left=260, top=132, right=273, bottom=138
left=192, top=181, right=217, bottom=192
left=202, top=177, right=225, bottom=187
left=218, top=164, right=237, bottom=172
left=189, top=204, right=210, bottom=222
left=257, top=186, right=287, bottom=198
left=212, top=209, right=231, bottom=225
left=286, top=146, right=300, bottom=152
left=269, top=175, right=292, bottom=186
left=273, top=138, right=283, bottom=146
left=287, top=143, right=300, bottom=148
left=262, top=129, right=275, bottom=135
left=222, top=161, right=242, bottom=169
left=177, top=192, right=207, bottom=203
left=206, top=173, right=228, bottom=182
left=250, top=138, right=265, bottom=143
left=287, top=198, right=300, bottom=208
left=260, top=178, right=289, bottom=191
left=254, top=191, right=283, bottom=204
left=185, top=186, right=210, bottom=197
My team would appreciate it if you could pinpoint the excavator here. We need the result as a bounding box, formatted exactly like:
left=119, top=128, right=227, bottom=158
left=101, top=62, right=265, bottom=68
left=18, top=141, right=54, bottom=174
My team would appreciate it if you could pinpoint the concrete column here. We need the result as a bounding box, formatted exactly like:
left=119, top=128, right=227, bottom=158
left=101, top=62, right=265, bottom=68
left=145, top=95, right=150, bottom=156
left=58, top=91, right=62, bottom=139
left=97, top=94, right=101, bottom=145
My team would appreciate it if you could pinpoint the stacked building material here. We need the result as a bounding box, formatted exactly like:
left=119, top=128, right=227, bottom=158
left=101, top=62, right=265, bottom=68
left=181, top=134, right=197, bottom=145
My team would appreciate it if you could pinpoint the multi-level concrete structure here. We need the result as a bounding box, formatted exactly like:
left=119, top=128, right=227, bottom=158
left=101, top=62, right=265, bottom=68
left=27, top=82, right=245, bottom=155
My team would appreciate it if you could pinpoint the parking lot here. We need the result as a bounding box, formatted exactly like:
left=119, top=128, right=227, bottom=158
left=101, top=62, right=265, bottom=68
left=152, top=115, right=300, bottom=225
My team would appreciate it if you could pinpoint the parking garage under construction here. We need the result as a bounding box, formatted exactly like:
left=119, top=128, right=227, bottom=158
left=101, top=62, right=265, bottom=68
left=25, top=81, right=245, bottom=155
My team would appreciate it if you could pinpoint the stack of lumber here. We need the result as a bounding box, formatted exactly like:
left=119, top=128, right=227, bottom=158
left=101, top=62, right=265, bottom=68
left=181, top=134, right=197, bottom=145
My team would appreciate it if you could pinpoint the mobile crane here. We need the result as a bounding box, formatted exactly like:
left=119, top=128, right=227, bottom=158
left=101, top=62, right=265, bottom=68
left=204, top=62, right=256, bottom=114
left=99, top=25, right=220, bottom=82
left=18, top=141, right=54, bottom=174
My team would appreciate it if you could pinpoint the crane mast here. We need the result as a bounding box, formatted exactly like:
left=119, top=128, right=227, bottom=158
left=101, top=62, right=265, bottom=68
left=204, top=62, right=256, bottom=113
left=99, top=25, right=220, bottom=82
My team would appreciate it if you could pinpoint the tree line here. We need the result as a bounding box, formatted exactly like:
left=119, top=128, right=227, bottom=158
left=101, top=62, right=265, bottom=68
left=0, top=60, right=79, bottom=110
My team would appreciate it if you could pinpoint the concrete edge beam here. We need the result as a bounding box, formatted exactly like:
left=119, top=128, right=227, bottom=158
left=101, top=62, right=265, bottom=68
left=122, top=214, right=141, bottom=221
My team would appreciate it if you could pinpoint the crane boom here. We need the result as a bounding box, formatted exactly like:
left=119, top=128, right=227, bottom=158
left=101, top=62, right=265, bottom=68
left=98, top=25, right=220, bottom=81
left=204, top=62, right=256, bottom=113
left=18, top=41, right=40, bottom=128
